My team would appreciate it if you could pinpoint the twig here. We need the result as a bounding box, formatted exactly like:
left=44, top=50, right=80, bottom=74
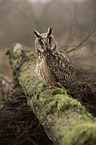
left=67, top=30, right=95, bottom=54
left=61, top=28, right=74, bottom=51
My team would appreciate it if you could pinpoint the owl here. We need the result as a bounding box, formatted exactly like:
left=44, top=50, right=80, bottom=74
left=34, top=27, right=78, bottom=92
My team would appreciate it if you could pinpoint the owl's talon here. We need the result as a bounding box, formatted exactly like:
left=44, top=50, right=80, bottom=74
left=45, top=85, right=57, bottom=90
left=57, top=82, right=67, bottom=93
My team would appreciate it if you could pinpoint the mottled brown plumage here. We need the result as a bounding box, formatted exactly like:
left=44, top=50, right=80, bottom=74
left=34, top=27, right=78, bottom=92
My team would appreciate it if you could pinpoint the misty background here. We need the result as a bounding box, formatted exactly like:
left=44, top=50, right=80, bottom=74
left=0, top=0, right=96, bottom=78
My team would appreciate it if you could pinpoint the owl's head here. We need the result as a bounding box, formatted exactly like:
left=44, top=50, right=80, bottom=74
left=34, top=27, right=57, bottom=54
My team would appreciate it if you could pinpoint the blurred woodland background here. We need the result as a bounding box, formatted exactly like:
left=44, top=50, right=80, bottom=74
left=0, top=0, right=96, bottom=79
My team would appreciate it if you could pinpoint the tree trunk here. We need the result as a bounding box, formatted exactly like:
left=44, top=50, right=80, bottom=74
left=9, top=43, right=96, bottom=145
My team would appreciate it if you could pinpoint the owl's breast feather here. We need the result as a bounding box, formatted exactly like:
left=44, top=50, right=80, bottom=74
left=39, top=57, right=56, bottom=86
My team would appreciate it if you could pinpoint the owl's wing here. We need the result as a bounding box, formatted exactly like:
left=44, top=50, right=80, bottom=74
left=46, top=50, right=77, bottom=89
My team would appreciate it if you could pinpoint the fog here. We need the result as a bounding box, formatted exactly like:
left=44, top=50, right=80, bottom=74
left=0, top=0, right=95, bottom=49
left=0, top=0, right=96, bottom=77
left=28, top=0, right=85, bottom=2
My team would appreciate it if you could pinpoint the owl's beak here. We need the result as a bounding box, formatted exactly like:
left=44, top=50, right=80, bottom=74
left=43, top=42, right=50, bottom=51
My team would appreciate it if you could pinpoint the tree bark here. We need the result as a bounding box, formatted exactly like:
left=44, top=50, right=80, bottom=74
left=9, top=43, right=96, bottom=145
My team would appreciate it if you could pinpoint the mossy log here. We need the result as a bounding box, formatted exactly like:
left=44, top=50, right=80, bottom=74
left=8, top=43, right=96, bottom=145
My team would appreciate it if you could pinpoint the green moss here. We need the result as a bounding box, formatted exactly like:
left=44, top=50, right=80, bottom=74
left=54, top=94, right=83, bottom=112
left=64, top=123, right=96, bottom=145
left=46, top=100, right=58, bottom=114
left=52, top=88, right=66, bottom=95
left=14, top=49, right=22, bottom=56
left=44, top=97, right=53, bottom=105
left=35, top=79, right=43, bottom=86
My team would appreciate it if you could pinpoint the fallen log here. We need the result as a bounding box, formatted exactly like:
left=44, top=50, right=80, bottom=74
left=8, top=43, right=96, bottom=145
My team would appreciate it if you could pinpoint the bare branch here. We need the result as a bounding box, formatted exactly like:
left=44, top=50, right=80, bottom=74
left=67, top=30, right=95, bottom=54
left=60, top=28, right=74, bottom=51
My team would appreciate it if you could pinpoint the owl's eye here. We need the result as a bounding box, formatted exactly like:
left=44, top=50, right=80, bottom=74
left=39, top=39, right=44, bottom=45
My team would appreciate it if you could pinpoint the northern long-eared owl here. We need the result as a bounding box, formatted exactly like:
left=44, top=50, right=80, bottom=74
left=34, top=27, right=78, bottom=92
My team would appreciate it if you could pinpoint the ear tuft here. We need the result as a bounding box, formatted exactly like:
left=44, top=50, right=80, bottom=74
left=34, top=30, right=41, bottom=38
left=47, top=27, right=53, bottom=36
